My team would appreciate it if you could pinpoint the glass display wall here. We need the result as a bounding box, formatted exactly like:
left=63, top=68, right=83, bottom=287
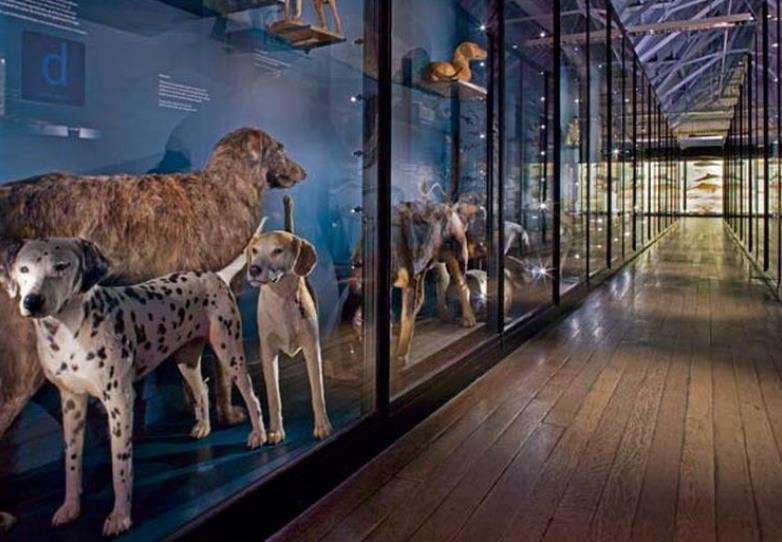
left=725, top=1, right=780, bottom=284
left=0, top=2, right=681, bottom=541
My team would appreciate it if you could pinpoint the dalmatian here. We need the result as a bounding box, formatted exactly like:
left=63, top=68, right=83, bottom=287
left=0, top=238, right=266, bottom=536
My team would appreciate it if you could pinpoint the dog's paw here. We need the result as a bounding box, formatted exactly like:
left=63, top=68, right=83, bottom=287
left=267, top=429, right=286, bottom=445
left=246, top=429, right=267, bottom=449
left=461, top=315, right=477, bottom=328
left=0, top=511, right=17, bottom=531
left=52, top=501, right=80, bottom=527
left=102, top=509, right=132, bottom=537
left=313, top=420, right=333, bottom=440
left=190, top=420, right=211, bottom=439
left=218, top=405, right=247, bottom=426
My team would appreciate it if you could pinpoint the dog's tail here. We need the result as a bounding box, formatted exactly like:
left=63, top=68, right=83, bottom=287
left=216, top=216, right=267, bottom=285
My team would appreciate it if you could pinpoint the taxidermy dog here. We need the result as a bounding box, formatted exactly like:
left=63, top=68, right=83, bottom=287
left=0, top=127, right=305, bottom=446
left=423, top=42, right=488, bottom=83
left=392, top=201, right=477, bottom=365
left=0, top=238, right=267, bottom=536
left=281, top=0, right=343, bottom=34
left=245, top=196, right=332, bottom=443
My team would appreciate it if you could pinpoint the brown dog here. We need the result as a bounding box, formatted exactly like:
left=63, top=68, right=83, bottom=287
left=392, top=201, right=477, bottom=366
left=0, top=127, right=306, bottom=443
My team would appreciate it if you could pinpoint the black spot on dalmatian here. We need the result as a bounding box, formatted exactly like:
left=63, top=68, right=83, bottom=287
left=97, top=347, right=107, bottom=359
left=158, top=322, right=166, bottom=335
left=86, top=352, right=96, bottom=361
left=64, top=399, right=76, bottom=412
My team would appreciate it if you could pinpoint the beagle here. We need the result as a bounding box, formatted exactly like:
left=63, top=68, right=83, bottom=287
left=246, top=231, right=333, bottom=444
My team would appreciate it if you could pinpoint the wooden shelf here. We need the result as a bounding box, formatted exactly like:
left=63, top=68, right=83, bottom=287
left=267, top=19, right=346, bottom=51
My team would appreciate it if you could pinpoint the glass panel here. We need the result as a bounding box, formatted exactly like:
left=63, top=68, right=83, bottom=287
left=389, top=0, right=492, bottom=394
left=772, top=0, right=781, bottom=281
left=0, top=1, right=377, bottom=538
left=503, top=3, right=555, bottom=324
left=609, top=12, right=622, bottom=264
left=559, top=0, right=588, bottom=292
left=589, top=0, right=608, bottom=275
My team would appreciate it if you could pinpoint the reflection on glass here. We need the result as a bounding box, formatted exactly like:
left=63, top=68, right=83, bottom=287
left=503, top=2, right=555, bottom=324
left=0, top=1, right=376, bottom=538
left=389, top=0, right=491, bottom=395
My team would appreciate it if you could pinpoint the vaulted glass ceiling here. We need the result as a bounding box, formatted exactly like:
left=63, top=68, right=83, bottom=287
left=612, top=0, right=765, bottom=146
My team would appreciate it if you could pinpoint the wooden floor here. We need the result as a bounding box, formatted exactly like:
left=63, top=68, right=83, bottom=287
left=271, top=218, right=782, bottom=542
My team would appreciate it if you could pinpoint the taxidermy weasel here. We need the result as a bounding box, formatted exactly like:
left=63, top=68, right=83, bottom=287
left=424, top=42, right=488, bottom=83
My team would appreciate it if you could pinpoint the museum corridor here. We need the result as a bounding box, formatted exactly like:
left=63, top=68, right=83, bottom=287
left=273, top=217, right=782, bottom=542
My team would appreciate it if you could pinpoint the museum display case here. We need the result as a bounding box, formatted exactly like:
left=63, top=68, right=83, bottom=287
left=0, top=1, right=682, bottom=540
left=725, top=0, right=781, bottom=286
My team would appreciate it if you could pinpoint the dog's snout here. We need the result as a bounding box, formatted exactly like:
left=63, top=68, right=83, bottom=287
left=23, top=293, right=44, bottom=313
left=249, top=265, right=262, bottom=278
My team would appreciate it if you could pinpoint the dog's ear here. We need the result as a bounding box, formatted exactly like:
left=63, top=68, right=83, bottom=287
left=294, top=238, right=318, bottom=277
left=78, top=239, right=109, bottom=292
left=0, top=240, right=23, bottom=298
left=240, top=129, right=262, bottom=163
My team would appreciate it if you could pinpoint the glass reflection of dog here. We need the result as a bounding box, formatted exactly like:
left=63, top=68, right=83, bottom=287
left=245, top=229, right=333, bottom=444
left=0, top=239, right=266, bottom=536
left=392, top=201, right=477, bottom=366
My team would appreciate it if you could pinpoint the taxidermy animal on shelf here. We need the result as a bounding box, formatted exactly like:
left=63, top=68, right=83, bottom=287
left=0, top=126, right=305, bottom=446
left=279, top=0, right=343, bottom=34
left=0, top=239, right=267, bottom=536
left=423, top=42, right=488, bottom=83
left=245, top=195, right=333, bottom=443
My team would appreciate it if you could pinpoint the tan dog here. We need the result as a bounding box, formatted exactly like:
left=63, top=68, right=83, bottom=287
left=424, top=42, right=488, bottom=83
left=246, top=231, right=333, bottom=444
left=282, top=0, right=343, bottom=34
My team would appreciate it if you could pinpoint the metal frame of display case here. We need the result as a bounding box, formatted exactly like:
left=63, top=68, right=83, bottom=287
left=725, top=0, right=782, bottom=294
left=179, top=1, right=682, bottom=539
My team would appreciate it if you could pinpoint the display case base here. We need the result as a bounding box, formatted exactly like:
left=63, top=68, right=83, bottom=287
left=267, top=20, right=346, bottom=50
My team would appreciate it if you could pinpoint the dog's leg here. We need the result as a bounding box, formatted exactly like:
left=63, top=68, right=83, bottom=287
left=447, top=257, right=477, bottom=327
left=434, top=262, right=450, bottom=321
left=52, top=390, right=88, bottom=528
left=328, top=0, right=343, bottom=34
left=174, top=340, right=211, bottom=439
left=260, top=339, right=285, bottom=444
left=102, top=385, right=135, bottom=536
left=211, top=321, right=266, bottom=448
left=294, top=0, right=303, bottom=19
left=301, top=331, right=333, bottom=439
left=313, top=0, right=327, bottom=28
left=396, top=284, right=416, bottom=366
left=214, top=361, right=247, bottom=427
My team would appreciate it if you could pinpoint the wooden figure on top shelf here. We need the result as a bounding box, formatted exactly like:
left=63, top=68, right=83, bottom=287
left=421, top=42, right=488, bottom=100
left=268, top=0, right=345, bottom=50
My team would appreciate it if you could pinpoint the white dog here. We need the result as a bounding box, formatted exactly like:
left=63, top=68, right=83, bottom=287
left=245, top=230, right=333, bottom=444
left=0, top=238, right=266, bottom=536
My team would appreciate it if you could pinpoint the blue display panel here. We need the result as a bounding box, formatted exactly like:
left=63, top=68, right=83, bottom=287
left=0, top=1, right=376, bottom=539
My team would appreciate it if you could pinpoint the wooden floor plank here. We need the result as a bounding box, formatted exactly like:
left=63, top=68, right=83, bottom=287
left=589, top=340, right=674, bottom=542
left=272, top=219, right=782, bottom=542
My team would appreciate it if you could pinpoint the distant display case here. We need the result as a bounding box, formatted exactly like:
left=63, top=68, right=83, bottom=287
left=0, top=1, right=679, bottom=540
left=724, top=0, right=781, bottom=285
